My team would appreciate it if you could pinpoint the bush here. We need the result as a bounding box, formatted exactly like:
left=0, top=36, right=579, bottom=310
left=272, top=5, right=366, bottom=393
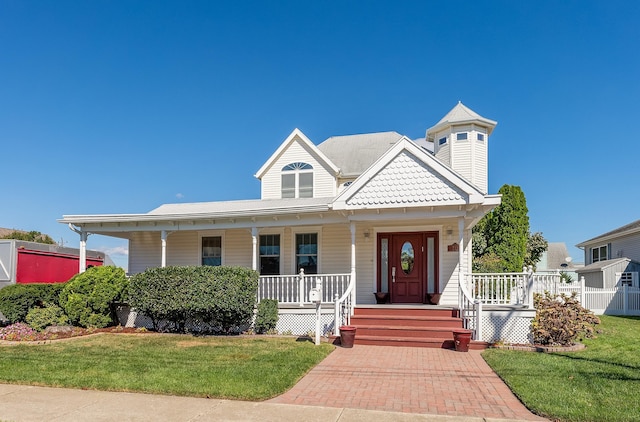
left=59, top=266, right=128, bottom=328
left=254, top=299, right=279, bottom=334
left=532, top=291, right=600, bottom=346
left=0, top=283, right=65, bottom=324
left=128, top=266, right=259, bottom=333
left=25, top=303, right=69, bottom=331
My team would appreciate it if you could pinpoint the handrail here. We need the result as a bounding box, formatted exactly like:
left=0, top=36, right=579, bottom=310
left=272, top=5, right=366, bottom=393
left=334, top=270, right=355, bottom=337
left=459, top=273, right=483, bottom=341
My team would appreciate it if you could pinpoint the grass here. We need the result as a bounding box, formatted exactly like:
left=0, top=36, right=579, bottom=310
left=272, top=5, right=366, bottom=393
left=483, top=315, right=640, bottom=422
left=0, top=334, right=334, bottom=400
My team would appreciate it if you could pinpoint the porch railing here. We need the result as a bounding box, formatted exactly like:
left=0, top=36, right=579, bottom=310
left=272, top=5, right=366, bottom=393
left=465, top=269, right=533, bottom=306
left=458, top=276, right=483, bottom=341
left=334, top=270, right=356, bottom=337
left=257, top=270, right=351, bottom=306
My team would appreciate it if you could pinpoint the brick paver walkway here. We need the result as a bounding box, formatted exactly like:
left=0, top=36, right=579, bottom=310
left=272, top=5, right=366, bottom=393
left=269, top=345, right=546, bottom=420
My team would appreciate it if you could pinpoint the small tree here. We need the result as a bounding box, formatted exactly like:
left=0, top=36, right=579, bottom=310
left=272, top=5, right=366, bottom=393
left=254, top=299, right=279, bottom=334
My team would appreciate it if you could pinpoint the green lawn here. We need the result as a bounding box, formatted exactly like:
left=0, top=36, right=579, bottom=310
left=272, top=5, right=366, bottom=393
left=483, top=315, right=640, bottom=422
left=0, top=334, right=334, bottom=400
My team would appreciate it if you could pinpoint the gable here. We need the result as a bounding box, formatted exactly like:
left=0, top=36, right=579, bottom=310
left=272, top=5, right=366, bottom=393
left=333, top=138, right=485, bottom=210
left=257, top=130, right=339, bottom=200
left=343, top=150, right=467, bottom=208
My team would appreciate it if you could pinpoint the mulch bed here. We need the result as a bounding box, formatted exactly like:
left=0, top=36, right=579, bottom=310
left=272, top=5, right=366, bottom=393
left=490, top=343, right=586, bottom=352
left=0, top=326, right=151, bottom=346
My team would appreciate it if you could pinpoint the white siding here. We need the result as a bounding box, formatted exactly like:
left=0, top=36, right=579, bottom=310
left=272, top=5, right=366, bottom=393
left=610, top=233, right=640, bottom=263
left=167, top=231, right=198, bottom=266
left=129, top=232, right=161, bottom=275
left=321, top=224, right=351, bottom=274
left=261, top=137, right=336, bottom=199
left=223, top=229, right=253, bottom=267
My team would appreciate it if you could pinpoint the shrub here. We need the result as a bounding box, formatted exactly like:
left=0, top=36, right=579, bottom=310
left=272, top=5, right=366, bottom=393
left=26, top=303, right=69, bottom=331
left=254, top=299, right=279, bottom=334
left=0, top=283, right=65, bottom=324
left=532, top=291, right=600, bottom=346
left=59, top=266, right=128, bottom=328
left=128, top=266, right=259, bottom=333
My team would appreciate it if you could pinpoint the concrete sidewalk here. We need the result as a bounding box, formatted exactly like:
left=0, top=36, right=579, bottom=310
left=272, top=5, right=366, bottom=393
left=0, top=383, right=533, bottom=422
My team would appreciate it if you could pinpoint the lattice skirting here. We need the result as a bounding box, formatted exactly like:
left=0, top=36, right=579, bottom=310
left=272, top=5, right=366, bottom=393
left=475, top=309, right=536, bottom=344
left=115, top=304, right=337, bottom=336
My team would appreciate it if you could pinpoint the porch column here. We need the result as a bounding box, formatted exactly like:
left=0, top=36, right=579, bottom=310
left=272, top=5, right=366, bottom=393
left=458, top=218, right=465, bottom=287
left=161, top=230, right=168, bottom=268
left=251, top=227, right=258, bottom=271
left=68, top=224, right=88, bottom=273
left=350, top=222, right=357, bottom=309
left=79, top=230, right=88, bottom=273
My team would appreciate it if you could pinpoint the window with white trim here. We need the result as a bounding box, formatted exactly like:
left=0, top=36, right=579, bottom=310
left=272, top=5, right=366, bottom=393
left=477, top=133, right=485, bottom=141
left=259, top=234, right=280, bottom=275
left=202, top=236, right=222, bottom=266
left=592, top=245, right=608, bottom=263
left=619, top=272, right=634, bottom=287
left=456, top=132, right=468, bottom=141
left=438, top=137, right=447, bottom=146
left=296, top=233, right=318, bottom=274
left=281, top=162, right=313, bottom=198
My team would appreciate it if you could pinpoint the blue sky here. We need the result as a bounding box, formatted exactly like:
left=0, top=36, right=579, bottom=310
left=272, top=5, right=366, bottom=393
left=1, top=1, right=639, bottom=270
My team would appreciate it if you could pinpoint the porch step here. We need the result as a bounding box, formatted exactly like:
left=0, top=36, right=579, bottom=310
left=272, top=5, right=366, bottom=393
left=346, top=306, right=488, bottom=350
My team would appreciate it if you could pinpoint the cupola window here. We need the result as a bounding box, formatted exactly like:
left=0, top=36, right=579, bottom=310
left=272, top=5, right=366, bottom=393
left=456, top=133, right=468, bottom=141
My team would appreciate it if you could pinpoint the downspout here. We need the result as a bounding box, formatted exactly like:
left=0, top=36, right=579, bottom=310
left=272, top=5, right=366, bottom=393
left=68, top=224, right=88, bottom=273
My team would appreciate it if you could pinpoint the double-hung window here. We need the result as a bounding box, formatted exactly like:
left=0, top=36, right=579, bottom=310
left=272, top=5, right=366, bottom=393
left=259, top=234, right=281, bottom=275
left=281, top=162, right=313, bottom=198
left=591, top=245, right=608, bottom=263
left=296, top=233, right=318, bottom=274
left=202, top=236, right=222, bottom=266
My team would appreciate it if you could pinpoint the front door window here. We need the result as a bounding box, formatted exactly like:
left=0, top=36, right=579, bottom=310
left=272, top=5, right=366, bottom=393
left=401, top=241, right=415, bottom=274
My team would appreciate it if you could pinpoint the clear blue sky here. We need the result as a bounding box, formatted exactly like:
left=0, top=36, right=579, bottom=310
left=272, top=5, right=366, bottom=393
left=2, top=1, right=639, bottom=270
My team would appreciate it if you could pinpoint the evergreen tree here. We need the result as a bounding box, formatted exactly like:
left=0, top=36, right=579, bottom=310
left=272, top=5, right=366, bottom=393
left=472, top=185, right=545, bottom=272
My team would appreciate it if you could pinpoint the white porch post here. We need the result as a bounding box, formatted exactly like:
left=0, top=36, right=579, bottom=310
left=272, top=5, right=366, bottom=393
left=161, top=230, right=168, bottom=268
left=251, top=227, right=258, bottom=271
left=79, top=230, right=88, bottom=273
left=458, top=218, right=464, bottom=288
left=350, top=222, right=357, bottom=311
left=69, top=224, right=88, bottom=273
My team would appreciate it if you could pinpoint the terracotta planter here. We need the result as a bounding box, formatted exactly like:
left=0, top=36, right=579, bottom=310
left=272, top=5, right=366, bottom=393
left=453, top=329, right=472, bottom=352
left=426, top=293, right=441, bottom=305
left=373, top=292, right=389, bottom=304
left=339, top=325, right=357, bottom=348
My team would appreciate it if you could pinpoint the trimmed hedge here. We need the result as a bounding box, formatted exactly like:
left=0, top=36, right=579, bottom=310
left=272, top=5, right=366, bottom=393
left=26, top=303, right=69, bottom=331
left=59, top=266, right=128, bottom=328
left=128, top=266, right=259, bottom=333
left=0, top=283, right=65, bottom=324
left=255, top=299, right=279, bottom=334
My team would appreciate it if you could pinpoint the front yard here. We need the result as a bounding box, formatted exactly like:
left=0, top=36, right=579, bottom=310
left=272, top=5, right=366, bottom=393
left=0, top=334, right=334, bottom=400
left=483, top=315, right=640, bottom=422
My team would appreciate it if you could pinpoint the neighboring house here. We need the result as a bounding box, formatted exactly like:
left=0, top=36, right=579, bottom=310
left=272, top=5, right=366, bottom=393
left=0, top=239, right=105, bottom=288
left=576, top=219, right=640, bottom=288
left=536, top=242, right=581, bottom=281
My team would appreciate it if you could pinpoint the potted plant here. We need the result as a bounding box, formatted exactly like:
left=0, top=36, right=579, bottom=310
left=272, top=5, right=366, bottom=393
left=373, top=292, right=389, bottom=304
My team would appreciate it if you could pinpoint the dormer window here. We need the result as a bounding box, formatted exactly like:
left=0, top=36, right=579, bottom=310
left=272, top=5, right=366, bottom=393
left=282, top=162, right=313, bottom=198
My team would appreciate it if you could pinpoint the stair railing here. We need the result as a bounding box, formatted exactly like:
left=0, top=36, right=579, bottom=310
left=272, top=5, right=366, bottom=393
left=459, top=274, right=483, bottom=341
left=333, top=270, right=355, bottom=337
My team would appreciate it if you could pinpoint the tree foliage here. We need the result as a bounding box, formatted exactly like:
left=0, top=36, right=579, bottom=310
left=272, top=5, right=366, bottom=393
left=0, top=230, right=56, bottom=244
left=473, top=184, right=548, bottom=272
left=59, top=266, right=128, bottom=328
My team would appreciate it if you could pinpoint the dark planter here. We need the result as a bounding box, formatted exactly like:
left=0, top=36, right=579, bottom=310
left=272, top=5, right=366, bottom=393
left=425, top=293, right=442, bottom=305
left=374, top=292, right=389, bottom=304
left=453, top=329, right=472, bottom=352
left=340, top=325, right=357, bottom=348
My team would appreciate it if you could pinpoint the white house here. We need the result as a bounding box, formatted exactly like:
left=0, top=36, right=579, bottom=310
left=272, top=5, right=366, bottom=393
left=61, top=103, right=514, bottom=345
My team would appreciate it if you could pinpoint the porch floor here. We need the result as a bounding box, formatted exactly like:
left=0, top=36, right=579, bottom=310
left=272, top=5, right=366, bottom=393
left=268, top=344, right=545, bottom=420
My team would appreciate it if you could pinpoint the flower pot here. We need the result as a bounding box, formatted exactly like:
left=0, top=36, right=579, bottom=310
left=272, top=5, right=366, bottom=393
left=453, top=329, right=472, bottom=352
left=373, top=292, right=389, bottom=304
left=339, top=325, right=357, bottom=348
left=426, top=293, right=441, bottom=305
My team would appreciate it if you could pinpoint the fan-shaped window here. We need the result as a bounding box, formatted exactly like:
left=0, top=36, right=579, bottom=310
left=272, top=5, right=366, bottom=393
left=281, top=162, right=313, bottom=198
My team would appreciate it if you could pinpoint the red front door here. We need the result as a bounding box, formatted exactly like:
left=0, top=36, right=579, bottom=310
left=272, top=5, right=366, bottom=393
left=390, top=233, right=424, bottom=303
left=377, top=232, right=439, bottom=304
